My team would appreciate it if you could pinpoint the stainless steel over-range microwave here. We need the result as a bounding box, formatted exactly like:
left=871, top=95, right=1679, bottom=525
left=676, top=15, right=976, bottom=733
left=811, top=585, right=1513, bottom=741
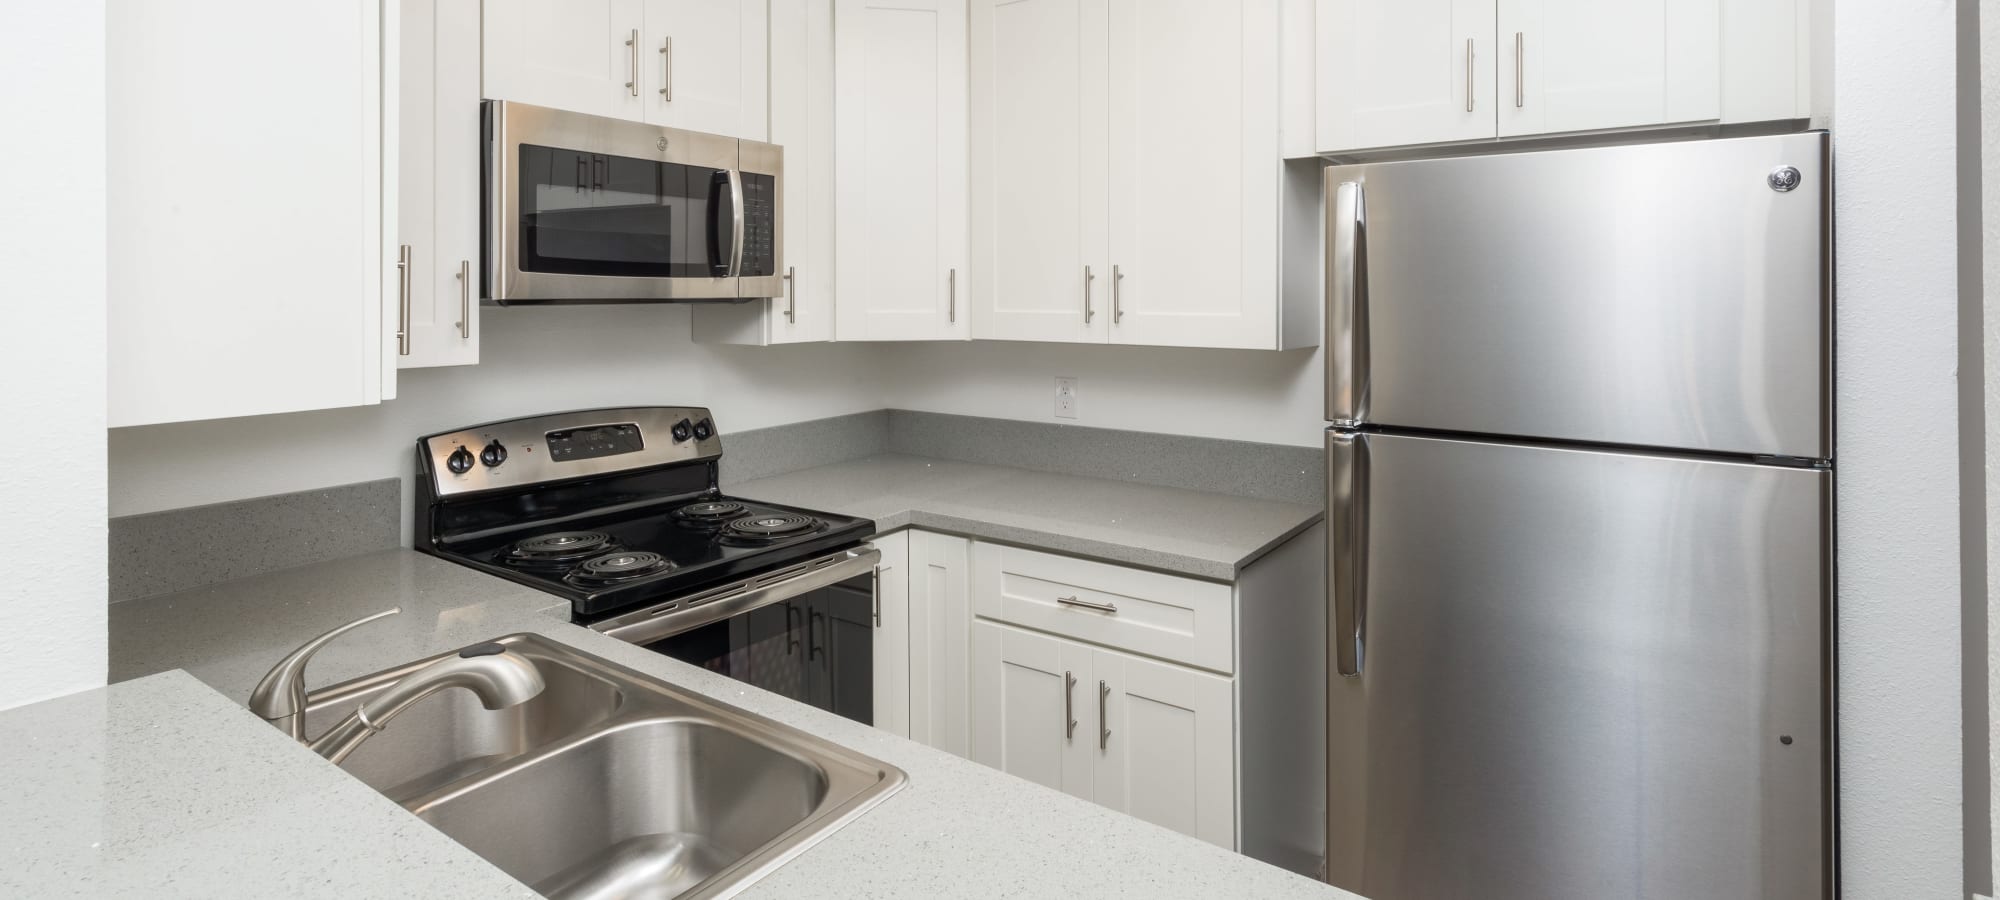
left=483, top=100, right=782, bottom=304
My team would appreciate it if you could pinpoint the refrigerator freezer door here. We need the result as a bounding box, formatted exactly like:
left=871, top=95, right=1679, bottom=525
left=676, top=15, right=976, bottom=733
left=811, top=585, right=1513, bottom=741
left=1323, top=132, right=1829, bottom=459
left=1326, top=430, right=1828, bottom=900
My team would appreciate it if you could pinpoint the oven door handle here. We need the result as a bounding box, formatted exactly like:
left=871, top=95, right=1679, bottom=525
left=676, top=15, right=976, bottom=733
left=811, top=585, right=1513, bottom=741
left=587, top=546, right=881, bottom=646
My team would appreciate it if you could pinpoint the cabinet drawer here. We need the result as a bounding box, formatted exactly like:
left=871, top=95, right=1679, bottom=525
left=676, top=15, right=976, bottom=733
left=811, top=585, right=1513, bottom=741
left=972, top=542, right=1234, bottom=673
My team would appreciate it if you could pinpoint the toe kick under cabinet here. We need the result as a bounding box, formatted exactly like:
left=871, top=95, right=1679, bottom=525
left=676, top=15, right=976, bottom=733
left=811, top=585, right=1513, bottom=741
left=875, top=525, right=1327, bottom=876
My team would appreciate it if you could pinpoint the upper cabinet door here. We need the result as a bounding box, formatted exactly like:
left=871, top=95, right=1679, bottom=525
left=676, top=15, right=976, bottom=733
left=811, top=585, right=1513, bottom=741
left=969, top=0, right=1108, bottom=344
left=1105, top=0, right=1279, bottom=349
left=833, top=0, right=970, bottom=341
left=642, top=0, right=770, bottom=139
left=1316, top=0, right=1496, bottom=153
left=483, top=0, right=645, bottom=120
left=108, top=0, right=395, bottom=426
left=1497, top=0, right=1719, bottom=137
left=399, top=0, right=480, bottom=369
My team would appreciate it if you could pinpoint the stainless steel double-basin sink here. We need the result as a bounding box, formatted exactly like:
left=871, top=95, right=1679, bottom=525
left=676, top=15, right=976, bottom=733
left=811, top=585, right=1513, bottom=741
left=304, top=633, right=906, bottom=899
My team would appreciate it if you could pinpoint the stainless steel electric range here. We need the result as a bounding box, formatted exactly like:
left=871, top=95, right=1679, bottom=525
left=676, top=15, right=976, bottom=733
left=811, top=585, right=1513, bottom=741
left=413, top=407, right=882, bottom=724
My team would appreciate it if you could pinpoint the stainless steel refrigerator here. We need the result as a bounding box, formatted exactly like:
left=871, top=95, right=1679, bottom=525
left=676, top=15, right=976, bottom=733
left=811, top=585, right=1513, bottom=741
left=1321, top=133, right=1832, bottom=900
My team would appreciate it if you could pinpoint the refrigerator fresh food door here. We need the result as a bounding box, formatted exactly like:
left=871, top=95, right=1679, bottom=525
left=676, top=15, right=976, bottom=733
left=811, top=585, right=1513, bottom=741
left=1323, top=132, right=1829, bottom=460
left=1326, top=430, right=1829, bottom=900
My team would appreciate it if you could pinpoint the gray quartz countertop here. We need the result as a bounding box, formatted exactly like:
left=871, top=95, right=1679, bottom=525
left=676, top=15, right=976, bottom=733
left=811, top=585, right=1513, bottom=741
left=95, top=549, right=1355, bottom=899
left=727, top=453, right=1324, bottom=581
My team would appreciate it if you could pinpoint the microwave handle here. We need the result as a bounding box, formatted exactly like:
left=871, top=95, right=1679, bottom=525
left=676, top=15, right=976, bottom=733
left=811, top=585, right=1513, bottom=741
left=728, top=169, right=746, bottom=277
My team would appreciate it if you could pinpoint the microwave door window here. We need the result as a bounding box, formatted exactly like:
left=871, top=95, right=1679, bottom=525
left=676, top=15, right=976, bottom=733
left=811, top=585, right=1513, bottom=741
left=516, top=144, right=718, bottom=278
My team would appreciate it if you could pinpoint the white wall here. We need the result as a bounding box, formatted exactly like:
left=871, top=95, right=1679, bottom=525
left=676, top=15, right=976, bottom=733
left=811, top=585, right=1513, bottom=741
left=108, top=306, right=893, bottom=530
left=1836, top=0, right=1969, bottom=896
left=109, top=330, right=1322, bottom=518
left=0, top=2, right=108, bottom=710
left=880, top=342, right=1325, bottom=447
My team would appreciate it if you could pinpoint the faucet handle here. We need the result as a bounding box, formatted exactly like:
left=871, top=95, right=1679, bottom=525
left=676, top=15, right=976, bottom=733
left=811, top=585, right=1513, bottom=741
left=249, top=607, right=400, bottom=739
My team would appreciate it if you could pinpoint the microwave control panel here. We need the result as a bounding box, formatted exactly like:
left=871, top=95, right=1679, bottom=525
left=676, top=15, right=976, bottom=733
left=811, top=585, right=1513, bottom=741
left=740, top=172, right=776, bottom=277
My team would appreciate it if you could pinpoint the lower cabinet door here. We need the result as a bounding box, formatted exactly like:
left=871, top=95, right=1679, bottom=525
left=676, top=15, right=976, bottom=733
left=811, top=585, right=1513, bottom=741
left=869, top=530, right=912, bottom=736
left=909, top=530, right=972, bottom=755
left=971, top=621, right=1095, bottom=800
left=1092, top=647, right=1236, bottom=849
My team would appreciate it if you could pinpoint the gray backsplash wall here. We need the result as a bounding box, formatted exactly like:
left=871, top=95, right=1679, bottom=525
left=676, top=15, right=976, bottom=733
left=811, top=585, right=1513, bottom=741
left=109, top=479, right=401, bottom=602
left=110, top=410, right=1321, bottom=599
left=885, top=410, right=1325, bottom=507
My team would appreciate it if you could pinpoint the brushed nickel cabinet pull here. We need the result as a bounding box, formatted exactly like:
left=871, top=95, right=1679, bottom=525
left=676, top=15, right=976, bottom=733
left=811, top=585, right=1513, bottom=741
left=1056, top=595, right=1118, bottom=614
left=1083, top=265, right=1095, bottom=323
left=625, top=29, right=639, bottom=97
left=1098, top=680, right=1111, bottom=750
left=1514, top=32, right=1524, bottom=108
left=395, top=244, right=412, bottom=356
left=783, top=266, right=797, bottom=323
left=456, top=259, right=470, bottom=338
left=948, top=268, right=957, bottom=323
left=1465, top=38, right=1475, bottom=113
left=1111, top=264, right=1124, bottom=323
left=1064, top=670, right=1077, bottom=739
left=659, top=36, right=674, bottom=100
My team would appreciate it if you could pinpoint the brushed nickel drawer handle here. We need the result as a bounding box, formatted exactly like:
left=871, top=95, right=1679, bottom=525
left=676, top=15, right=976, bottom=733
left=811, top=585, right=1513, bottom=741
left=1465, top=38, right=1475, bottom=113
left=1056, top=595, right=1118, bottom=614
left=456, top=259, right=470, bottom=338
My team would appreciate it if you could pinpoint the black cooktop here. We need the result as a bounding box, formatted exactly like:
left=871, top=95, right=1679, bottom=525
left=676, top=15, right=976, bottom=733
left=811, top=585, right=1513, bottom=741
left=440, top=493, right=874, bottom=617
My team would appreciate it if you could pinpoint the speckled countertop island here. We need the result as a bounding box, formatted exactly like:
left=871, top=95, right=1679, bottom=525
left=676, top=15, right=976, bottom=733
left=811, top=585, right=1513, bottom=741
left=728, top=453, right=1324, bottom=580
left=50, top=550, right=1359, bottom=899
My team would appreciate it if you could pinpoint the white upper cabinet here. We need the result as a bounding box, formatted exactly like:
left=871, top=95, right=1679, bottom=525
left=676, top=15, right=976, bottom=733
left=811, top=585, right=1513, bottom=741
left=642, top=0, right=770, bottom=139
left=1312, top=0, right=1816, bottom=154
left=483, top=0, right=646, bottom=120
left=398, top=0, right=480, bottom=369
left=969, top=0, right=1108, bottom=344
left=693, top=0, right=836, bottom=345
left=108, top=0, right=398, bottom=427
left=833, top=0, right=971, bottom=341
left=968, top=0, right=1313, bottom=350
left=1496, top=0, right=1718, bottom=138
left=1105, top=0, right=1286, bottom=349
left=1316, top=0, right=1496, bottom=152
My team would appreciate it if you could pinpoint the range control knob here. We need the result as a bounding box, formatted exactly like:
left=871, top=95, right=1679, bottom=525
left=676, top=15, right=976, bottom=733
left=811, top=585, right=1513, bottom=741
left=480, top=440, right=508, bottom=468
left=445, top=446, right=475, bottom=475
left=671, top=418, right=694, bottom=442
left=691, top=418, right=714, bottom=441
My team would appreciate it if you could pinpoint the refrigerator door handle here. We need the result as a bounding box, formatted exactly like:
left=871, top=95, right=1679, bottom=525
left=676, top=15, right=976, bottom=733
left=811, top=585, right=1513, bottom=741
left=1326, top=179, right=1369, bottom=426
left=1330, top=430, right=1369, bottom=678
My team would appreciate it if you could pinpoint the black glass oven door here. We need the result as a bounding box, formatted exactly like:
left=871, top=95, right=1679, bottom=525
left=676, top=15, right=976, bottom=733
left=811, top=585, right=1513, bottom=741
left=641, top=577, right=873, bottom=726
left=516, top=144, right=733, bottom=279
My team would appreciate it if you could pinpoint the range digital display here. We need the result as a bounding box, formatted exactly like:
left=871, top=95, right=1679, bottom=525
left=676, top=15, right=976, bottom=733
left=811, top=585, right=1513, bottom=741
left=545, top=423, right=644, bottom=462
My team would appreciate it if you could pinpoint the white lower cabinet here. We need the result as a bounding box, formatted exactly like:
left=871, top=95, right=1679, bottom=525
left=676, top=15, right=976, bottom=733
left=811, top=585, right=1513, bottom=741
left=870, top=530, right=912, bottom=737
left=1090, top=646, right=1236, bottom=848
left=908, top=530, right=974, bottom=755
left=973, top=621, right=1237, bottom=845
left=971, top=621, right=1098, bottom=801
left=881, top=527, right=1323, bottom=867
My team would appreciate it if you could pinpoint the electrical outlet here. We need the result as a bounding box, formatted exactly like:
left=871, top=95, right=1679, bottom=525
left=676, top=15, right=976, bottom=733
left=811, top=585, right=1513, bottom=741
left=1054, top=376, right=1079, bottom=419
